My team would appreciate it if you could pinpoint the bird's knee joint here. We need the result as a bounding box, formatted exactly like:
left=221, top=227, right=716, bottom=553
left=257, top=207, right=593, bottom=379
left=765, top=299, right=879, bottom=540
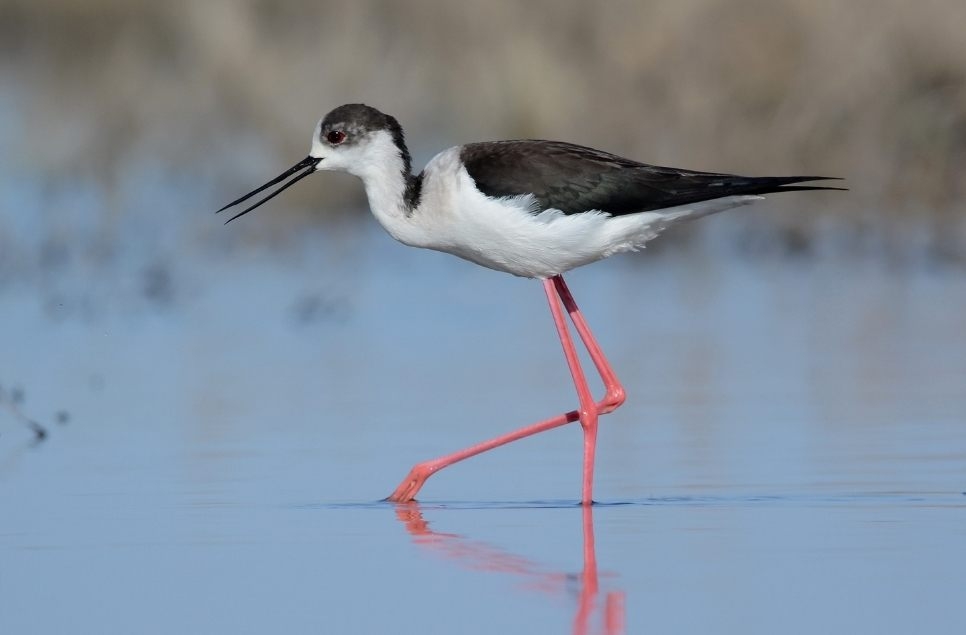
left=603, top=386, right=626, bottom=410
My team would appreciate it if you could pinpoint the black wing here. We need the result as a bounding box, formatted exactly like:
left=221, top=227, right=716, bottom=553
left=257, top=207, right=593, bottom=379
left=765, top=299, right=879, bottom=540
left=460, top=140, right=842, bottom=216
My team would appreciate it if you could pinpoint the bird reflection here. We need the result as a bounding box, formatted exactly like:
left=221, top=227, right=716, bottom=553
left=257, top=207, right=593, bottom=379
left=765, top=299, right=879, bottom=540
left=393, top=503, right=625, bottom=635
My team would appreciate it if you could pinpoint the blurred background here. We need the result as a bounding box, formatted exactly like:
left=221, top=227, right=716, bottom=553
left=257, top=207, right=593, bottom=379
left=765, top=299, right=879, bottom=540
left=2, top=0, right=965, bottom=279
left=2, top=3, right=966, bottom=633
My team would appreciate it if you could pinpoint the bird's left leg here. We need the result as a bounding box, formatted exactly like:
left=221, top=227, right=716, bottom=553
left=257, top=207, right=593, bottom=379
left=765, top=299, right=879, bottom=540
left=385, top=279, right=586, bottom=503
left=549, top=274, right=627, bottom=504
left=545, top=276, right=601, bottom=505
left=385, top=277, right=626, bottom=504
left=547, top=275, right=630, bottom=504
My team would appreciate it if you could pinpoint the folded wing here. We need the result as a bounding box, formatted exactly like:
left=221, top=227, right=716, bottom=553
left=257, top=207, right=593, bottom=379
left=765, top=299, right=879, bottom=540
left=460, top=140, right=842, bottom=216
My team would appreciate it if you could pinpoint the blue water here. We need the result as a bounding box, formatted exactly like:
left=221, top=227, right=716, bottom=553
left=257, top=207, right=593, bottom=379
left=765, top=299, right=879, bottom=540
left=2, top=209, right=965, bottom=633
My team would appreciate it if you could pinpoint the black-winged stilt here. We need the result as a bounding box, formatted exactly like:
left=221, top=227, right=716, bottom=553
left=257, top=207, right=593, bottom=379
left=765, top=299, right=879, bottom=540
left=218, top=103, right=841, bottom=504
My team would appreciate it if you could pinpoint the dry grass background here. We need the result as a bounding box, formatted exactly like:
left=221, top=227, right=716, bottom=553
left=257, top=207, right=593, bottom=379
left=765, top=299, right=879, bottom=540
left=1, top=0, right=965, bottom=260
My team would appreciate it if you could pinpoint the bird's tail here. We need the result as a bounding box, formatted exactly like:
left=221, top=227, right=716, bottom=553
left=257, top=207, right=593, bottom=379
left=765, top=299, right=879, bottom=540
left=724, top=175, right=846, bottom=196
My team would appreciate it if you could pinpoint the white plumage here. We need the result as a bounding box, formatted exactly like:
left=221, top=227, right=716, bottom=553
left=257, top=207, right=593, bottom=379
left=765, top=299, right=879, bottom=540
left=216, top=103, right=840, bottom=505
left=330, top=134, right=760, bottom=278
left=220, top=103, right=837, bottom=279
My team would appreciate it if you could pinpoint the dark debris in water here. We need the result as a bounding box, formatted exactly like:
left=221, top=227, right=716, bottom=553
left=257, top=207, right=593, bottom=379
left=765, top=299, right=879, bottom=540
left=0, top=382, right=71, bottom=443
left=141, top=261, right=175, bottom=307
left=290, top=291, right=351, bottom=326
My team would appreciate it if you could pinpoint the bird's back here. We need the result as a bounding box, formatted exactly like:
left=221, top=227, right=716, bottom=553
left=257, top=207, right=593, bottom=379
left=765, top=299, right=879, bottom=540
left=460, top=140, right=838, bottom=217
left=407, top=145, right=757, bottom=278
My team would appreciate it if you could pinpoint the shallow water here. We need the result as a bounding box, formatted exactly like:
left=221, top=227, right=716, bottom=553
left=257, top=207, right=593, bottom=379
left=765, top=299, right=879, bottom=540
left=2, top=218, right=966, bottom=634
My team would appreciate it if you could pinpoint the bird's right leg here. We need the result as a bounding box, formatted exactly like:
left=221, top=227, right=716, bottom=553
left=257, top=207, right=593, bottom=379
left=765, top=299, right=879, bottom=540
left=385, top=413, right=580, bottom=503
left=385, top=277, right=624, bottom=503
left=552, top=275, right=626, bottom=414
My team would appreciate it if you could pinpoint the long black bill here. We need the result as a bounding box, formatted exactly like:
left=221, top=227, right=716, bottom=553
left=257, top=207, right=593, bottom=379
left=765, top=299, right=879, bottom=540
left=217, top=155, right=321, bottom=224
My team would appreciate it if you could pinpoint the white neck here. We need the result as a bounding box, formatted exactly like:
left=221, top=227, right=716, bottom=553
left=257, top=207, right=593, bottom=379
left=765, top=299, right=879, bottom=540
left=349, top=131, right=415, bottom=238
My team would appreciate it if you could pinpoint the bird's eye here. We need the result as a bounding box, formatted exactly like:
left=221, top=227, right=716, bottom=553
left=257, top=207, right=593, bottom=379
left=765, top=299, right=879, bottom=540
left=327, top=130, right=347, bottom=145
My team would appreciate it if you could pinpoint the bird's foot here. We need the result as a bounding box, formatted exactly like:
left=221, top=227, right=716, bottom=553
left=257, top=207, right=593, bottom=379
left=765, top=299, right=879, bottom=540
left=385, top=462, right=435, bottom=502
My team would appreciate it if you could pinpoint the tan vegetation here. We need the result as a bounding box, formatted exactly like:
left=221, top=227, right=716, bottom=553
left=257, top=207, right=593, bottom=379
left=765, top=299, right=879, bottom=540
left=1, top=0, right=964, bottom=258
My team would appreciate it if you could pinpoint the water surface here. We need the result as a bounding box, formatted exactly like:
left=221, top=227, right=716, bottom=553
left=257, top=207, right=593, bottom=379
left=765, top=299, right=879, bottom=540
left=2, top=217, right=965, bottom=633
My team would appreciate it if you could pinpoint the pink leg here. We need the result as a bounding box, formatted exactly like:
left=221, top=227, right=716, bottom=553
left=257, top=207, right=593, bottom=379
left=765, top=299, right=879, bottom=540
left=553, top=276, right=626, bottom=414
left=386, top=274, right=625, bottom=503
left=546, top=277, right=600, bottom=504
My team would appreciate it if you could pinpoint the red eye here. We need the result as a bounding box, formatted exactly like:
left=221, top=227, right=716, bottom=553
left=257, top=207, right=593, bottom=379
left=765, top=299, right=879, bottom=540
left=327, top=130, right=346, bottom=145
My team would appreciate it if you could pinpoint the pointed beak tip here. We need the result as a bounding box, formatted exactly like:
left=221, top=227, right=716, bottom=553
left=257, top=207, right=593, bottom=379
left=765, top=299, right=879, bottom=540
left=216, top=156, right=320, bottom=223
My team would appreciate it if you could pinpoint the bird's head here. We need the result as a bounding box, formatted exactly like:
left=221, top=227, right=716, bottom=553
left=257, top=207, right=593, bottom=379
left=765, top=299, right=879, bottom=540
left=217, top=103, right=411, bottom=223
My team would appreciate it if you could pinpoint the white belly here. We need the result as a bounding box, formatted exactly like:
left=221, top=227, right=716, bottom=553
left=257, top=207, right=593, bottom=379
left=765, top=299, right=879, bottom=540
left=383, top=147, right=761, bottom=279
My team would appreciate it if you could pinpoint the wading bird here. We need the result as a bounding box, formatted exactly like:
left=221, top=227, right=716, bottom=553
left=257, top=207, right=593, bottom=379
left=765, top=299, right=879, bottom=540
left=218, top=103, right=840, bottom=504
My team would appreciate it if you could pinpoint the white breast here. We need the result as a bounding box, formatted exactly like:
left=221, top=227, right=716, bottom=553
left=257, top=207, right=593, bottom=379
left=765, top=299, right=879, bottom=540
left=394, top=147, right=761, bottom=279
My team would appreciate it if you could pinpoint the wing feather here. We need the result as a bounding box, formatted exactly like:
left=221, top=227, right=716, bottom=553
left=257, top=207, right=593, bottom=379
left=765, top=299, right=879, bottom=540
left=460, top=140, right=842, bottom=216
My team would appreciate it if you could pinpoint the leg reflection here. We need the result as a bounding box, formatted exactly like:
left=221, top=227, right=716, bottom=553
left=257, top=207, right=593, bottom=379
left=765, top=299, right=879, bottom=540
left=393, top=503, right=626, bottom=635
